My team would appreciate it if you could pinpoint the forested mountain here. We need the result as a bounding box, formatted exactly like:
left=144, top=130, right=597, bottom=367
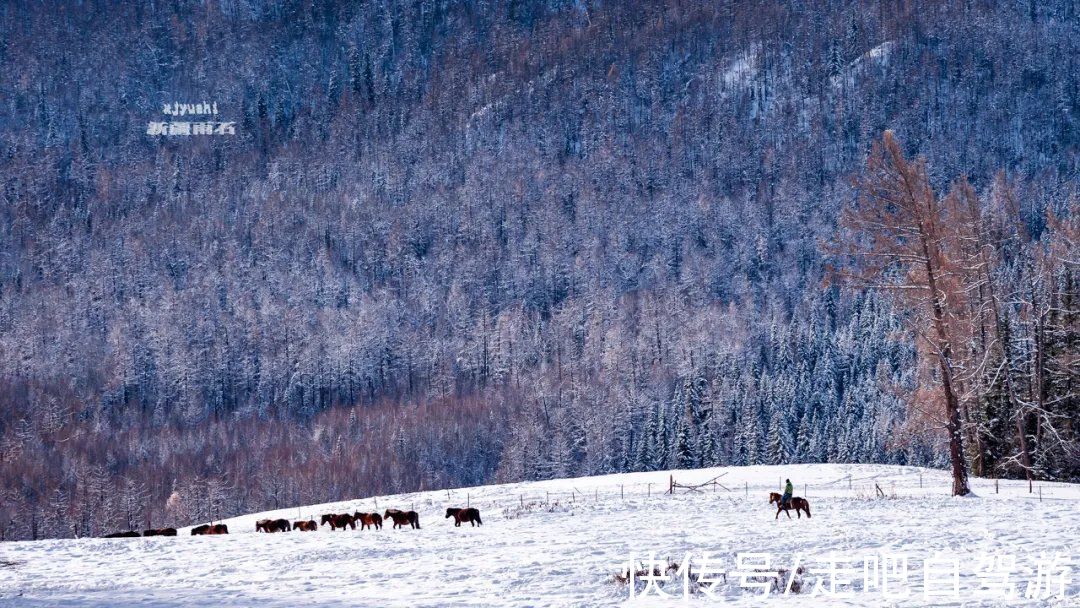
left=0, top=0, right=1077, bottom=539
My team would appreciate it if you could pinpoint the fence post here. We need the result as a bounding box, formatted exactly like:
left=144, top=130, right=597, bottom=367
left=745, top=481, right=748, bottom=498
left=804, top=484, right=807, bottom=498
left=620, top=485, right=624, bottom=500
left=467, top=493, right=470, bottom=508
left=648, top=483, right=652, bottom=497
left=520, top=495, right=524, bottom=508
left=374, top=497, right=378, bottom=510
left=995, top=478, right=999, bottom=494
left=1039, top=486, right=1042, bottom=502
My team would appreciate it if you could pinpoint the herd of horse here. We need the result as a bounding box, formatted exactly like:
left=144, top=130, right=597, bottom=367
left=305, top=509, right=423, bottom=532
left=101, top=493, right=805, bottom=539
left=100, top=506, right=482, bottom=538
left=250, top=508, right=483, bottom=534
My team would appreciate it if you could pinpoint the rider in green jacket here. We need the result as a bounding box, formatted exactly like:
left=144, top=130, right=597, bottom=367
left=782, top=479, right=793, bottom=508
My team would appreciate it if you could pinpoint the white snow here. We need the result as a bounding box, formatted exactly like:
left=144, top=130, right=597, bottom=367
left=867, top=40, right=896, bottom=61
left=831, top=41, right=897, bottom=90
left=1, top=463, right=1078, bottom=607
left=721, top=46, right=760, bottom=92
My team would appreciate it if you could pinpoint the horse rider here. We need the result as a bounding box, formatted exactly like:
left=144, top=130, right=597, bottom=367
left=782, top=478, right=793, bottom=509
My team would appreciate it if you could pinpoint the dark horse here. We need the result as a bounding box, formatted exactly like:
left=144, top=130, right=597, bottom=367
left=142, top=527, right=177, bottom=536
left=293, top=520, right=318, bottom=532
left=320, top=513, right=356, bottom=530
left=192, top=523, right=229, bottom=535
left=445, top=507, right=483, bottom=527
left=256, top=518, right=292, bottom=533
left=384, top=509, right=420, bottom=529
left=103, top=531, right=140, bottom=538
left=353, top=512, right=383, bottom=530
left=768, top=492, right=811, bottom=520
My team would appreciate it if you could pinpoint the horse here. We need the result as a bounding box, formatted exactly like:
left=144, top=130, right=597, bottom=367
left=384, top=509, right=420, bottom=529
left=320, top=513, right=355, bottom=530
left=142, top=527, right=177, bottom=537
left=293, top=520, right=318, bottom=532
left=256, top=518, right=291, bottom=533
left=190, top=522, right=228, bottom=535
left=353, top=512, right=383, bottom=530
left=268, top=519, right=291, bottom=532
left=445, top=507, right=482, bottom=527
left=768, top=492, right=812, bottom=520
left=103, top=531, right=140, bottom=538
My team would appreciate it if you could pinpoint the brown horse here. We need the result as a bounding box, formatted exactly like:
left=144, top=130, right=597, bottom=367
left=768, top=492, right=812, bottom=520
left=190, top=523, right=227, bottom=535
left=256, top=518, right=291, bottom=533
left=103, top=531, right=140, bottom=538
left=142, top=527, right=177, bottom=537
left=384, top=509, right=420, bottom=529
left=353, top=512, right=383, bottom=530
left=320, top=513, right=356, bottom=530
left=445, top=507, right=483, bottom=527
left=293, top=520, right=318, bottom=532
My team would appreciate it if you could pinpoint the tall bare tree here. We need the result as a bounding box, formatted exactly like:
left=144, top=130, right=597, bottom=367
left=837, top=131, right=971, bottom=495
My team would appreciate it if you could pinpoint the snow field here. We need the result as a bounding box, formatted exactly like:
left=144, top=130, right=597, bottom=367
left=2, top=463, right=1078, bottom=607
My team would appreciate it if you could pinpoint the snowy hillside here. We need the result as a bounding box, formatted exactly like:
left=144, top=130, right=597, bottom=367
left=1, top=464, right=1077, bottom=607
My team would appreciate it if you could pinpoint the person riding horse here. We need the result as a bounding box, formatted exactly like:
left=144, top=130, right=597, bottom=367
left=781, top=479, right=793, bottom=509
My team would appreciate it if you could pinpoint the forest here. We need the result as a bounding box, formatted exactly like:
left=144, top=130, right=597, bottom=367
left=0, top=0, right=1077, bottom=539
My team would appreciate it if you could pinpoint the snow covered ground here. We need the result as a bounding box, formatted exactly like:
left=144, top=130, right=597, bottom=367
left=1, top=463, right=1078, bottom=607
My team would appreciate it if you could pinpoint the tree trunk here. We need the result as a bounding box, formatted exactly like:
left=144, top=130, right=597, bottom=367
left=936, top=328, right=971, bottom=496
left=1016, top=413, right=1034, bottom=493
left=920, top=224, right=971, bottom=496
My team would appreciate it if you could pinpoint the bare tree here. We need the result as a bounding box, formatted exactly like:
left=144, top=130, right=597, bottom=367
left=837, top=131, right=971, bottom=496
